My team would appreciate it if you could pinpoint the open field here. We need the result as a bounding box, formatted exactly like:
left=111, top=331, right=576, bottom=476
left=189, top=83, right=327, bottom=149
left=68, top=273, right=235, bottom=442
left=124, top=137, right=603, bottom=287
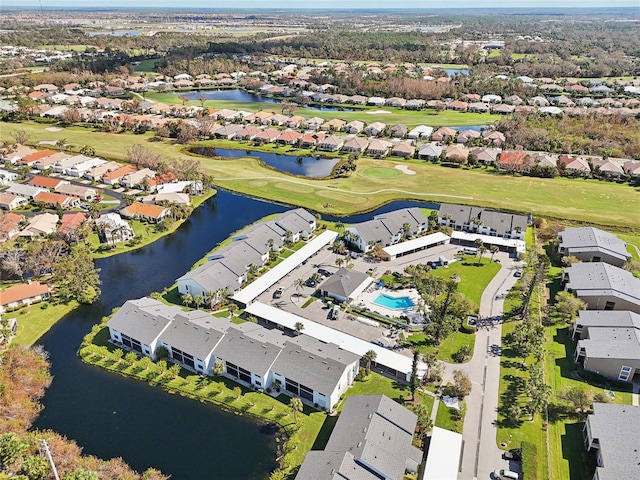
left=143, top=91, right=499, bottom=127
left=37, top=44, right=98, bottom=51
left=3, top=121, right=639, bottom=229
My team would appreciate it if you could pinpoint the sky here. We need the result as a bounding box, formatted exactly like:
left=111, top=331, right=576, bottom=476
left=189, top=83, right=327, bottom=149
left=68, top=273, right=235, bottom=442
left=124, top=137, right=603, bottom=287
left=8, top=0, right=640, bottom=8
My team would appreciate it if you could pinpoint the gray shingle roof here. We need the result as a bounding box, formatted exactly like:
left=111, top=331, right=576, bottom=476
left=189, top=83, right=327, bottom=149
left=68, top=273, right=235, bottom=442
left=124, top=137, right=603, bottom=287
left=158, top=311, right=227, bottom=360
left=212, top=324, right=283, bottom=376
left=320, top=268, right=370, bottom=299
left=577, top=310, right=640, bottom=330
left=107, top=298, right=175, bottom=345
left=559, top=227, right=631, bottom=262
left=587, top=403, right=640, bottom=480
left=565, top=262, right=640, bottom=305
left=295, top=395, right=420, bottom=480
left=579, top=326, right=640, bottom=361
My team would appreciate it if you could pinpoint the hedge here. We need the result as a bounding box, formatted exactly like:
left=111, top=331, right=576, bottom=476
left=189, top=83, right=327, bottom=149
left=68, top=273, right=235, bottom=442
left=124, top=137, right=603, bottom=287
left=521, top=441, right=538, bottom=480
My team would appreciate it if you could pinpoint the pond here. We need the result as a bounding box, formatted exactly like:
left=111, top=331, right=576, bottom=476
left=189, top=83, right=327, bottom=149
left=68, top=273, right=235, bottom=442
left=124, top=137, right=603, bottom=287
left=33, top=189, right=439, bottom=479
left=180, top=89, right=357, bottom=112
left=192, top=146, right=341, bottom=178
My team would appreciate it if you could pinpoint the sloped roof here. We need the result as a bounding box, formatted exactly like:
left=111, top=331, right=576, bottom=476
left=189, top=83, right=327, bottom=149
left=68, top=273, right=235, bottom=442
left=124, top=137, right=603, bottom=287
left=319, top=268, right=370, bottom=299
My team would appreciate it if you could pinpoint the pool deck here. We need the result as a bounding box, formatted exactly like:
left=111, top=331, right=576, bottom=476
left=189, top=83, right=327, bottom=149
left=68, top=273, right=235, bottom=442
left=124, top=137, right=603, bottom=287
left=357, top=286, right=422, bottom=318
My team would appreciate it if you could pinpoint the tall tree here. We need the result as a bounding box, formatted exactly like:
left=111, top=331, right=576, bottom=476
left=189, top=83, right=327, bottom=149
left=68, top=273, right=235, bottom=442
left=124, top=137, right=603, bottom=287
left=289, top=396, right=303, bottom=423
left=362, top=349, right=377, bottom=376
left=53, top=247, right=101, bottom=304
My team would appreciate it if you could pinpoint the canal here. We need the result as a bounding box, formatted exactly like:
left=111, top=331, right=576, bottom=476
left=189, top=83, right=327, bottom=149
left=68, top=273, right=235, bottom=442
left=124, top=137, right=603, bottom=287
left=32, top=189, right=437, bottom=479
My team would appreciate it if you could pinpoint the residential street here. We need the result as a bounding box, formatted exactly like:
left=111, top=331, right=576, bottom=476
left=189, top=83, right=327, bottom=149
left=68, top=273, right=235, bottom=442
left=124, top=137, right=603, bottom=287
left=437, top=254, right=521, bottom=480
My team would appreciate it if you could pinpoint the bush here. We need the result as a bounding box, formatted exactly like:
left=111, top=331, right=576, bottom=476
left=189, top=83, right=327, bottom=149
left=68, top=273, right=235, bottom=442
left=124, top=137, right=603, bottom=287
left=40, top=302, right=49, bottom=309
left=521, top=441, right=538, bottom=480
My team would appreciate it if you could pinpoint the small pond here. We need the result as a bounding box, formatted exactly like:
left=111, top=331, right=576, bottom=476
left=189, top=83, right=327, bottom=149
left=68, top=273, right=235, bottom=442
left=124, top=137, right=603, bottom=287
left=193, top=147, right=341, bottom=178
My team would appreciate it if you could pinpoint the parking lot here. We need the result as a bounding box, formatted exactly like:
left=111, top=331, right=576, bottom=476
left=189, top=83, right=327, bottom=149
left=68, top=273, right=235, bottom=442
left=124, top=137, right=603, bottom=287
left=253, top=238, right=513, bottom=356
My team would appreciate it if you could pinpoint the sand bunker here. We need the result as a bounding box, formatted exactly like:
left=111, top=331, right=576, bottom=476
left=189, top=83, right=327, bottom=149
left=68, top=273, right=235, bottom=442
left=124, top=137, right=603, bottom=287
left=395, top=164, right=416, bottom=175
left=366, top=109, right=392, bottom=114
left=45, top=127, right=63, bottom=132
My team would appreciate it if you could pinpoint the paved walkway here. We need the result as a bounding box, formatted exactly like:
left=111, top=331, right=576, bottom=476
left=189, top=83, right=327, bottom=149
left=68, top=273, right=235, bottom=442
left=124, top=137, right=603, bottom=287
left=441, top=255, right=521, bottom=480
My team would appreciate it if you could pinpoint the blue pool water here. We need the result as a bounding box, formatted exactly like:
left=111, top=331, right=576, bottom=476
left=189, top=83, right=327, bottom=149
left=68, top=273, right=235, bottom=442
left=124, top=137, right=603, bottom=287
left=373, top=294, right=415, bottom=310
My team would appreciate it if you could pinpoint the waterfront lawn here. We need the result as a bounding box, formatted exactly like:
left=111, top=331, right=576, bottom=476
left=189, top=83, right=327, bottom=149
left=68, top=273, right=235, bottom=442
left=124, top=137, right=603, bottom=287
left=11, top=300, right=78, bottom=346
left=434, top=400, right=464, bottom=433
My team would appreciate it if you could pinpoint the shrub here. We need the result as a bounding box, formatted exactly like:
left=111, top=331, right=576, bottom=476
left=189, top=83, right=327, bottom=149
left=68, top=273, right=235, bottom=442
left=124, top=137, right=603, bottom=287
left=40, top=302, right=49, bottom=310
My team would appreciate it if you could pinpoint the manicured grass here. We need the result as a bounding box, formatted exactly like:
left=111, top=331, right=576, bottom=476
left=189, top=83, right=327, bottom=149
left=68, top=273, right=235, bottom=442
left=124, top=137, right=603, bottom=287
left=3, top=122, right=639, bottom=229
left=435, top=400, right=464, bottom=433
left=362, top=167, right=400, bottom=178
left=340, top=372, right=410, bottom=406
left=431, top=258, right=501, bottom=307
left=10, top=301, right=78, bottom=346
left=405, top=331, right=475, bottom=363
left=133, top=58, right=159, bottom=72
left=37, top=44, right=97, bottom=51
left=615, top=231, right=640, bottom=260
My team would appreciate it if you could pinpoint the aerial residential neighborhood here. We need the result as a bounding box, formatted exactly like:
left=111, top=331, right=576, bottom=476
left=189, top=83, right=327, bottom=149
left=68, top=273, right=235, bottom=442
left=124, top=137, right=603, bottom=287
left=1, top=5, right=639, bottom=480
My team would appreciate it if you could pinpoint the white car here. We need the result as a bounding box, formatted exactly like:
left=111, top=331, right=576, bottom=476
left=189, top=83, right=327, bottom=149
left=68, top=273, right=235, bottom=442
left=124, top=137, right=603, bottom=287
left=494, top=469, right=519, bottom=480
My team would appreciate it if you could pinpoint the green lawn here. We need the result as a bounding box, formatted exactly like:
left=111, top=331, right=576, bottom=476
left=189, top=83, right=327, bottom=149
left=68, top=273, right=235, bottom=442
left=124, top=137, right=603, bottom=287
left=37, top=44, right=97, bottom=51
left=430, top=258, right=501, bottom=307
left=405, top=331, right=475, bottom=363
left=435, top=400, right=464, bottom=433
left=362, top=167, right=401, bottom=179
left=340, top=372, right=410, bottom=406
left=10, top=301, right=78, bottom=346
left=3, top=122, right=639, bottom=229
left=133, top=58, right=159, bottom=72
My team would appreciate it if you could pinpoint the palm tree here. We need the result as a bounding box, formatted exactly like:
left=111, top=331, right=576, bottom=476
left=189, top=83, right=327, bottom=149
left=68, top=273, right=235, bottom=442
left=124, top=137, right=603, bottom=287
left=335, top=256, right=345, bottom=268
left=490, top=245, right=499, bottom=263
left=205, top=290, right=216, bottom=309
left=294, top=278, right=305, bottom=301
left=289, top=397, right=303, bottom=423
left=294, top=322, right=304, bottom=335
left=478, top=245, right=487, bottom=263
left=247, top=315, right=258, bottom=323
left=193, top=294, right=204, bottom=310
left=181, top=293, right=193, bottom=308
left=228, top=303, right=238, bottom=318
left=79, top=145, right=96, bottom=156
left=55, top=138, right=67, bottom=152
left=362, top=349, right=377, bottom=376
left=335, top=221, right=344, bottom=233
left=402, top=222, right=412, bottom=238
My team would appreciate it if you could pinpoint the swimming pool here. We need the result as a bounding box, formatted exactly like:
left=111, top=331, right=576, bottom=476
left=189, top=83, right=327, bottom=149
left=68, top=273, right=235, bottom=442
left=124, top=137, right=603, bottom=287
left=373, top=294, right=415, bottom=310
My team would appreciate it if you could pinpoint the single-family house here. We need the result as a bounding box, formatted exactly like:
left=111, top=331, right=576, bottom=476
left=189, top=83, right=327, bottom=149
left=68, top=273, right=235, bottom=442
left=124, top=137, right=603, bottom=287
left=558, top=227, right=631, bottom=267
left=389, top=124, right=408, bottom=138
left=0, top=193, right=28, bottom=211
left=95, top=213, right=134, bottom=244
left=366, top=139, right=393, bottom=157
left=472, top=147, right=501, bottom=165
left=253, top=128, right=281, bottom=144
left=33, top=152, right=70, bottom=170
left=58, top=212, right=88, bottom=238
left=304, top=117, right=325, bottom=131
left=5, top=183, right=46, bottom=200
left=385, top=97, right=406, bottom=108
left=367, top=97, right=386, bottom=106
left=418, top=143, right=444, bottom=161
left=120, top=202, right=170, bottom=223
left=28, top=176, right=69, bottom=190
left=55, top=183, right=98, bottom=201
left=0, top=212, right=24, bottom=241
left=0, top=281, right=52, bottom=313
left=141, top=192, right=190, bottom=206
left=67, top=158, right=107, bottom=177
left=457, top=129, right=480, bottom=143
left=468, top=102, right=490, bottom=113
left=214, top=124, right=244, bottom=139
left=445, top=145, right=469, bottom=163
left=295, top=395, right=422, bottom=480
left=498, top=150, right=528, bottom=170
left=21, top=213, right=59, bottom=237
left=447, top=100, right=468, bottom=112
left=561, top=155, right=591, bottom=175
left=483, top=130, right=506, bottom=146
left=286, top=115, right=305, bottom=129
left=121, top=168, right=156, bottom=189
left=482, top=94, right=502, bottom=104
left=391, top=141, right=415, bottom=159
left=276, top=130, right=302, bottom=146
left=404, top=99, right=425, bottom=110
left=101, top=165, right=138, bottom=185
left=18, top=149, right=57, bottom=166
left=408, top=125, right=434, bottom=140
left=342, top=137, right=369, bottom=154
left=492, top=104, right=516, bottom=115
left=34, top=191, right=78, bottom=209
left=317, top=135, right=345, bottom=152
left=1, top=144, right=38, bottom=164
left=233, top=125, right=262, bottom=141
left=0, top=169, right=19, bottom=185
left=298, top=132, right=325, bottom=149
left=344, top=120, right=365, bottom=134
left=321, top=118, right=346, bottom=132
left=573, top=310, right=640, bottom=382
left=364, top=122, right=386, bottom=137
left=432, top=127, right=457, bottom=142
left=563, top=263, right=640, bottom=313
left=53, top=154, right=93, bottom=175
left=85, top=161, right=123, bottom=181
left=583, top=403, right=640, bottom=480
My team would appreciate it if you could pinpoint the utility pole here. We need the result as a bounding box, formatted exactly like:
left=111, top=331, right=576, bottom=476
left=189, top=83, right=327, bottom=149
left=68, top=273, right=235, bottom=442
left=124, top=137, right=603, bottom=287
left=39, top=439, right=60, bottom=480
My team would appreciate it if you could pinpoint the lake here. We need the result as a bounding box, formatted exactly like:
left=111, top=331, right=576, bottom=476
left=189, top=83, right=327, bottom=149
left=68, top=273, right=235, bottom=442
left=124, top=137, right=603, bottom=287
left=192, top=147, right=341, bottom=178
left=33, top=190, right=438, bottom=479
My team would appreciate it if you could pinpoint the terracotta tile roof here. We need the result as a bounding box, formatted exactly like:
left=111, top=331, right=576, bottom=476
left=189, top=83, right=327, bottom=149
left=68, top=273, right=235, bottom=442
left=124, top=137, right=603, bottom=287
left=122, top=202, right=168, bottom=219
left=20, top=149, right=57, bottom=164
left=28, top=175, right=65, bottom=189
left=34, top=191, right=74, bottom=207
left=58, top=212, right=87, bottom=234
left=499, top=151, right=527, bottom=165
left=102, top=165, right=137, bottom=181
left=146, top=172, right=177, bottom=186
left=0, top=212, right=24, bottom=234
left=1, top=281, right=51, bottom=307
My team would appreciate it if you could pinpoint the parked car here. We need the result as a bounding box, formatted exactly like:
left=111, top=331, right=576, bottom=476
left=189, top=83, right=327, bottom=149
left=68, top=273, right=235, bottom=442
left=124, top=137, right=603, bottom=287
left=273, top=286, right=285, bottom=299
left=514, top=269, right=523, bottom=277
left=370, top=339, right=386, bottom=348
left=305, top=278, right=317, bottom=287
left=318, top=268, right=332, bottom=277
left=494, top=469, right=519, bottom=480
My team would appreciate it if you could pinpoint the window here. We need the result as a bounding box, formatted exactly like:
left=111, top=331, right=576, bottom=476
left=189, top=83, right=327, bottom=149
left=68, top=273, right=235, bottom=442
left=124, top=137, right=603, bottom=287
left=604, top=301, right=615, bottom=310
left=226, top=362, right=239, bottom=378
left=170, top=347, right=195, bottom=368
left=618, top=365, right=632, bottom=382
left=121, top=334, right=142, bottom=353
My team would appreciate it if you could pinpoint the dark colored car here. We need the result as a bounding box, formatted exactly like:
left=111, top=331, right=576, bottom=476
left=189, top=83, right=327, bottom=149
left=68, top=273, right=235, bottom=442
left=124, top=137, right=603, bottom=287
left=318, top=268, right=332, bottom=277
